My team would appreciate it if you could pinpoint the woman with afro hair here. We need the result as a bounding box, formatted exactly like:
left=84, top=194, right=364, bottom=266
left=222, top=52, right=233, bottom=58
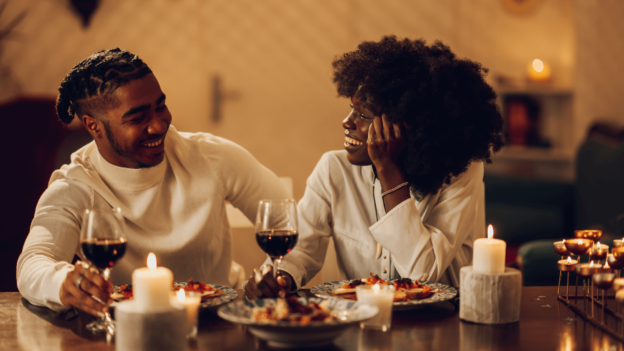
left=245, top=36, right=504, bottom=298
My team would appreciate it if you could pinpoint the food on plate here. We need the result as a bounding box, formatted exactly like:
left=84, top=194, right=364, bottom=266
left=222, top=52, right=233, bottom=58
left=331, top=273, right=435, bottom=302
left=111, top=277, right=223, bottom=302
left=393, top=277, right=434, bottom=300
left=251, top=295, right=334, bottom=324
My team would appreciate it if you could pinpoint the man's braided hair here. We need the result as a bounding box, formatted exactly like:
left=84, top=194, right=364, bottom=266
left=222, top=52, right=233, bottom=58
left=56, top=48, right=152, bottom=125
left=332, top=35, right=505, bottom=198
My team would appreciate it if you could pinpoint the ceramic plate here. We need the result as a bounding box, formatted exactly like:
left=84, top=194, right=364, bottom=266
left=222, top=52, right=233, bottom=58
left=113, top=282, right=238, bottom=309
left=217, top=297, right=378, bottom=348
left=310, top=280, right=457, bottom=311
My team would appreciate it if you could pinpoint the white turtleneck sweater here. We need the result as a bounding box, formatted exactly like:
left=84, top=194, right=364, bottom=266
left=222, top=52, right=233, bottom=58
left=16, top=126, right=288, bottom=311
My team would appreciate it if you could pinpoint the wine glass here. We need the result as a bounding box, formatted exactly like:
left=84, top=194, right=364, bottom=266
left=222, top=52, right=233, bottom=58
left=80, top=207, right=127, bottom=334
left=255, top=199, right=298, bottom=278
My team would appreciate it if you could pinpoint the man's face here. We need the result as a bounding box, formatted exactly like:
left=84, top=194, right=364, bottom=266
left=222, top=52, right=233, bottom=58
left=342, top=95, right=375, bottom=166
left=95, top=73, right=172, bottom=169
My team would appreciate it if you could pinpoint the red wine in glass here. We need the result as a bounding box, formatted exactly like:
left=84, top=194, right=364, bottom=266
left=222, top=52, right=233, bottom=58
left=256, top=230, right=298, bottom=259
left=80, top=208, right=126, bottom=335
left=80, top=238, right=127, bottom=270
left=255, top=200, right=298, bottom=278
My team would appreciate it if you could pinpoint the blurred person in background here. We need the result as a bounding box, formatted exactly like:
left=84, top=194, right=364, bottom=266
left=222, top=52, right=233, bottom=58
left=246, top=35, right=505, bottom=298
left=16, top=48, right=288, bottom=316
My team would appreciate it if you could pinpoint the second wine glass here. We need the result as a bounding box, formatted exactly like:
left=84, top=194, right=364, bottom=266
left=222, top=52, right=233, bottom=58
left=255, top=199, right=298, bottom=278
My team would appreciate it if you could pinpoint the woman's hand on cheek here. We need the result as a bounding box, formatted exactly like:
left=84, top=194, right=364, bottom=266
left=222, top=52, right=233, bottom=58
left=367, top=113, right=406, bottom=172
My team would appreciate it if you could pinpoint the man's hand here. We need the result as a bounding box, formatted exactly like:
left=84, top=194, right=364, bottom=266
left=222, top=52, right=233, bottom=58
left=59, top=261, right=113, bottom=317
left=244, top=265, right=293, bottom=299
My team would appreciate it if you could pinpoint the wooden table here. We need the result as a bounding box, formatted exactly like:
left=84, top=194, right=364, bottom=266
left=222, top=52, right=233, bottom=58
left=1, top=287, right=622, bottom=350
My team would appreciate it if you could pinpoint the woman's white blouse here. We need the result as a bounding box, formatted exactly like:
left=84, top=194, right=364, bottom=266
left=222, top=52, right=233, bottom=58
left=278, top=150, right=484, bottom=288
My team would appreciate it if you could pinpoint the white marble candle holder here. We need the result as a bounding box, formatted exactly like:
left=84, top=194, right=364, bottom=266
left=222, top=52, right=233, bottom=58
left=459, top=266, right=522, bottom=325
left=115, top=301, right=188, bottom=351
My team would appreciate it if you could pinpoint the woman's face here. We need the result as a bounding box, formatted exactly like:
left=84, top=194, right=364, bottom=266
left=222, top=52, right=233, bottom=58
left=342, top=95, right=375, bottom=165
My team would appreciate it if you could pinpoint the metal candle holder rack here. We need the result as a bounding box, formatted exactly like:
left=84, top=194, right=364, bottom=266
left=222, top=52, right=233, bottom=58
left=555, top=230, right=624, bottom=342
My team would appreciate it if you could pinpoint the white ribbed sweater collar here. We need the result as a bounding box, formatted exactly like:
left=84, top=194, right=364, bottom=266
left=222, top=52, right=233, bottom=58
left=89, top=147, right=168, bottom=192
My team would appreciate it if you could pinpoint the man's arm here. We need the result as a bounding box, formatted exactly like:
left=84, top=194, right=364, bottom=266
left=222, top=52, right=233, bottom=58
left=16, top=180, right=112, bottom=315
left=244, top=154, right=336, bottom=298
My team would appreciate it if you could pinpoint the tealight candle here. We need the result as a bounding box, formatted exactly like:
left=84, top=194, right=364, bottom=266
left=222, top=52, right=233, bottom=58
left=473, top=225, right=506, bottom=274
left=171, top=288, right=201, bottom=338
left=355, top=284, right=394, bottom=331
left=132, top=253, right=174, bottom=311
left=614, top=239, right=624, bottom=248
left=589, top=242, right=609, bottom=263
left=557, top=256, right=578, bottom=272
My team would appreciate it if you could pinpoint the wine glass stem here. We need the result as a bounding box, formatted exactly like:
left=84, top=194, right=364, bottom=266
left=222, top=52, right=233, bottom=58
left=272, top=258, right=282, bottom=279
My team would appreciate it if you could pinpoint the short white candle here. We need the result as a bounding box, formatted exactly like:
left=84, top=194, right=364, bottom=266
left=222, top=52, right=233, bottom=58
left=473, top=225, right=506, bottom=274
left=558, top=257, right=578, bottom=265
left=132, top=253, right=173, bottom=311
left=355, top=284, right=394, bottom=331
left=171, top=288, right=201, bottom=338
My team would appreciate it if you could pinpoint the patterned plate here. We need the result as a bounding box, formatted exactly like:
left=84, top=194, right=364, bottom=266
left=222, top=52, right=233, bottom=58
left=310, top=280, right=457, bottom=311
left=217, top=297, right=378, bottom=348
left=113, top=282, right=238, bottom=309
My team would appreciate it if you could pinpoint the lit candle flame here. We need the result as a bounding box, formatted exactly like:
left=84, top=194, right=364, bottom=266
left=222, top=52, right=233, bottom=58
left=532, top=59, right=544, bottom=73
left=563, top=239, right=566, bottom=243
left=373, top=284, right=380, bottom=292
left=567, top=257, right=572, bottom=264
left=578, top=239, right=582, bottom=245
left=176, top=288, right=185, bottom=303
left=605, top=261, right=611, bottom=269
left=597, top=242, right=601, bottom=248
left=147, top=253, right=157, bottom=269
left=590, top=261, right=594, bottom=267
left=487, top=225, right=494, bottom=239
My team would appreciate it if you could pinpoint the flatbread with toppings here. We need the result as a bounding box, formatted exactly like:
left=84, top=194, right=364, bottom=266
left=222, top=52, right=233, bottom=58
left=112, top=277, right=223, bottom=302
left=331, top=273, right=435, bottom=302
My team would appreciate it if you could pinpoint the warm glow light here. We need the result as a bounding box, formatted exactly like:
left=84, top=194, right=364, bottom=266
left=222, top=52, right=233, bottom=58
left=597, top=242, right=602, bottom=248
left=563, top=239, right=566, bottom=243
left=532, top=59, right=544, bottom=73
left=605, top=261, right=611, bottom=269
left=147, top=253, right=157, bottom=269
left=590, top=261, right=595, bottom=267
left=578, top=239, right=583, bottom=245
left=487, top=225, right=494, bottom=239
left=177, top=288, right=185, bottom=303
left=373, top=284, right=380, bottom=292
left=567, top=257, right=572, bottom=264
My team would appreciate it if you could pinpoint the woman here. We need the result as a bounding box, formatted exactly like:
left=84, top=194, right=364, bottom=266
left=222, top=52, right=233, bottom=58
left=245, top=36, right=504, bottom=298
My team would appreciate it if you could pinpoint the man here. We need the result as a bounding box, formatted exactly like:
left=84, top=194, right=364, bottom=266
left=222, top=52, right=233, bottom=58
left=16, top=48, right=288, bottom=316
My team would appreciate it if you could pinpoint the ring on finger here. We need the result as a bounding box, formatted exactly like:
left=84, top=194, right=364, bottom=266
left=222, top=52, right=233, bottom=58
left=75, top=274, right=86, bottom=291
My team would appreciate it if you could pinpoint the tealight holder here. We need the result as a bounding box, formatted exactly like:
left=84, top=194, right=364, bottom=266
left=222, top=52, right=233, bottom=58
left=589, top=243, right=609, bottom=264
left=575, top=263, right=600, bottom=314
left=593, top=273, right=616, bottom=324
left=554, top=241, right=572, bottom=259
left=575, top=229, right=603, bottom=243
left=565, top=238, right=593, bottom=262
left=613, top=239, right=623, bottom=248
left=557, top=257, right=577, bottom=300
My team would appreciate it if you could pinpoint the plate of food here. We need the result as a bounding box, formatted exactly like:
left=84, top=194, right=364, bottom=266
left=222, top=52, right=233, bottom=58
left=217, top=295, right=378, bottom=348
left=310, top=273, right=458, bottom=311
left=112, top=277, right=238, bottom=309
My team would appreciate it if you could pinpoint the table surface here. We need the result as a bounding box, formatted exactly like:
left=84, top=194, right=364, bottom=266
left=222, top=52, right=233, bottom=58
left=1, top=286, right=623, bottom=351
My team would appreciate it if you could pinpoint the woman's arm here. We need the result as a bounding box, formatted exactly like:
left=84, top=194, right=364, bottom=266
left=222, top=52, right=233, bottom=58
left=369, top=162, right=483, bottom=282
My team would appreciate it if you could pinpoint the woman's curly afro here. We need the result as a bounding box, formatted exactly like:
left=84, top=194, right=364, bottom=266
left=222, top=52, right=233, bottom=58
left=332, top=35, right=505, bottom=198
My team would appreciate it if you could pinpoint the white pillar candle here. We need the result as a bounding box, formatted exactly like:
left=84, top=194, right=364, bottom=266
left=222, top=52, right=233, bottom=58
left=355, top=284, right=394, bottom=331
left=132, top=253, right=173, bottom=311
left=171, top=289, right=201, bottom=338
left=473, top=225, right=506, bottom=274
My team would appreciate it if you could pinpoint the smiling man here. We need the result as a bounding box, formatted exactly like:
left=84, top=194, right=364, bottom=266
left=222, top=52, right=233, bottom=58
left=16, top=49, right=289, bottom=317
